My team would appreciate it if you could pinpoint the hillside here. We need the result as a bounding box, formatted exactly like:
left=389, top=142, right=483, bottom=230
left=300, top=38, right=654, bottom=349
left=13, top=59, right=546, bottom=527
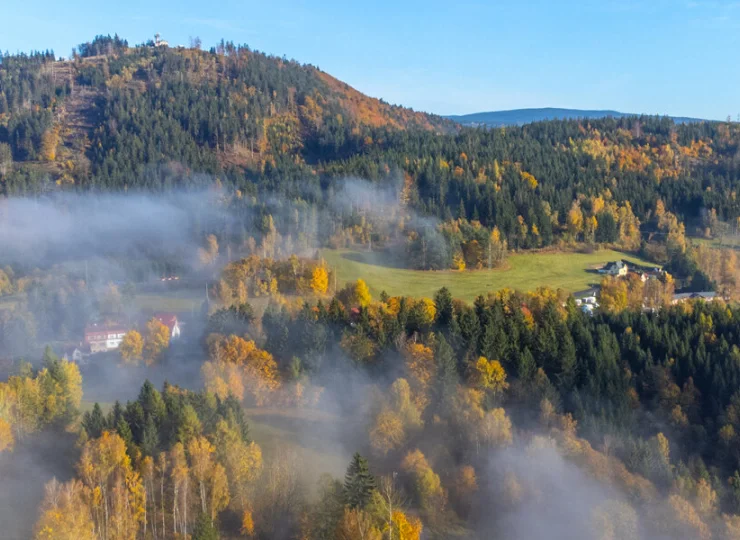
left=0, top=36, right=453, bottom=190
left=446, top=107, right=705, bottom=127
left=2, top=36, right=740, bottom=264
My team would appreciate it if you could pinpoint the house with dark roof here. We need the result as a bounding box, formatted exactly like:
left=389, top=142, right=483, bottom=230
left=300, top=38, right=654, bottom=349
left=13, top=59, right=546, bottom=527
left=599, top=260, right=628, bottom=276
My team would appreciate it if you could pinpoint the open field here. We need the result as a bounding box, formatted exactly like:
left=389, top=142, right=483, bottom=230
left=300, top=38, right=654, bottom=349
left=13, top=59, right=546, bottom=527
left=690, top=236, right=740, bottom=250
left=322, top=248, right=658, bottom=302
left=245, top=407, right=349, bottom=489
left=135, top=287, right=208, bottom=313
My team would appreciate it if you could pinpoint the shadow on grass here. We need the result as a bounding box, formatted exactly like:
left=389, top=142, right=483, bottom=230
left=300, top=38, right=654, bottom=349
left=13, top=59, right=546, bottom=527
left=340, top=250, right=410, bottom=270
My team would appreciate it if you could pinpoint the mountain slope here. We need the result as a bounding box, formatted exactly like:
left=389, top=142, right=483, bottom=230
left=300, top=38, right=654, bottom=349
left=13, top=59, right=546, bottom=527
left=446, top=107, right=705, bottom=127
left=0, top=36, right=454, bottom=189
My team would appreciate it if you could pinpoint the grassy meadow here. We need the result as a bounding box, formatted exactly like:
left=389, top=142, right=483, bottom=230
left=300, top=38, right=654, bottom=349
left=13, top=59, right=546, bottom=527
left=321, top=248, right=657, bottom=302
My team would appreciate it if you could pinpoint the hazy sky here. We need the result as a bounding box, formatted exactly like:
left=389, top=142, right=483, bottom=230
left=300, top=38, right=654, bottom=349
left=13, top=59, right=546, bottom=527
left=2, top=0, right=738, bottom=120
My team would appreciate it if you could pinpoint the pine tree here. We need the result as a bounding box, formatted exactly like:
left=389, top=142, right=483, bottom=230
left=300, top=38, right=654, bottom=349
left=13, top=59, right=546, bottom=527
left=142, top=415, right=160, bottom=456
left=192, top=512, right=220, bottom=540
left=434, top=334, right=459, bottom=408
left=517, top=347, right=536, bottom=381
left=116, top=416, right=136, bottom=457
left=434, top=287, right=454, bottom=328
left=82, top=402, right=107, bottom=438
left=138, top=379, right=166, bottom=423
left=343, top=453, right=376, bottom=509
left=106, top=400, right=124, bottom=428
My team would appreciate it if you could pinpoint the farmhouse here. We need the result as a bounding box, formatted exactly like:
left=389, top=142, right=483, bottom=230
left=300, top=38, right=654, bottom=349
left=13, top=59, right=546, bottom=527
left=84, top=322, right=129, bottom=353
left=599, top=260, right=628, bottom=277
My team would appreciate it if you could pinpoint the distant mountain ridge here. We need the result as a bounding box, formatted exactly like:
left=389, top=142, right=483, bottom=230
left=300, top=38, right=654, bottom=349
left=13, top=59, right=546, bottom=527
left=446, top=107, right=706, bottom=127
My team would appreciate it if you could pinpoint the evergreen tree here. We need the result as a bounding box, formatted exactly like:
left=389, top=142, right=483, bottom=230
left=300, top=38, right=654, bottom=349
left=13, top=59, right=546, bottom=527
left=343, top=452, right=376, bottom=509
left=141, top=415, right=160, bottom=456
left=138, top=379, right=166, bottom=424
left=433, top=287, right=454, bottom=328
left=434, top=334, right=459, bottom=408
left=82, top=403, right=107, bottom=439
left=116, top=416, right=136, bottom=457
left=192, top=513, right=220, bottom=540
left=595, top=210, right=618, bottom=243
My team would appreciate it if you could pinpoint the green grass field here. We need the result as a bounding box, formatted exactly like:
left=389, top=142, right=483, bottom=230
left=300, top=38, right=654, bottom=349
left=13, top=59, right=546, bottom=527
left=322, top=248, right=657, bottom=302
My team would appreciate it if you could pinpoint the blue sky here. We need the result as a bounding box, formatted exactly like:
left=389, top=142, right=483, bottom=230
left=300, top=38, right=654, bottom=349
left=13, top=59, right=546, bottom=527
left=2, top=0, right=738, bottom=120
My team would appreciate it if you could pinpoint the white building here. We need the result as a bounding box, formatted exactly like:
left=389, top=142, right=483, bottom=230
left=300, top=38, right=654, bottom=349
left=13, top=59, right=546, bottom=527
left=599, top=260, right=628, bottom=277
left=85, top=323, right=129, bottom=353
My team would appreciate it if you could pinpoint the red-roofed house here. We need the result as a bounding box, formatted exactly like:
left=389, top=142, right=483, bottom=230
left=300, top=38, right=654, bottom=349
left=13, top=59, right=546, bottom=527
left=154, top=313, right=181, bottom=339
left=85, top=323, right=130, bottom=353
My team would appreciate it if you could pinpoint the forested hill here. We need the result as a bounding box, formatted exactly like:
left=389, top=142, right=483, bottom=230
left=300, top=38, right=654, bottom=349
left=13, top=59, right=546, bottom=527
left=2, top=35, right=740, bottom=256
left=446, top=107, right=705, bottom=127
left=0, top=35, right=453, bottom=191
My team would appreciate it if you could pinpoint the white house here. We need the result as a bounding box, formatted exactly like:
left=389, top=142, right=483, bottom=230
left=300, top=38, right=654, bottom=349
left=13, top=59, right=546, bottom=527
left=84, top=323, right=129, bottom=353
left=599, top=260, right=628, bottom=277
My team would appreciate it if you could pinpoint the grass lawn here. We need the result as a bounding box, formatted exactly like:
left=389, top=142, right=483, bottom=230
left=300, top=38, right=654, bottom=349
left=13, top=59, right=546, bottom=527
left=322, top=248, right=657, bottom=302
left=242, top=407, right=349, bottom=490
left=135, top=287, right=207, bottom=313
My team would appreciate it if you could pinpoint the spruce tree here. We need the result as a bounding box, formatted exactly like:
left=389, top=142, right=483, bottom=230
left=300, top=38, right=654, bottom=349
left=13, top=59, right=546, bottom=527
left=434, top=334, right=459, bottom=408
left=141, top=415, right=160, bottom=456
left=192, top=513, right=220, bottom=540
left=343, top=452, right=376, bottom=509
left=434, top=287, right=454, bottom=328
left=116, top=417, right=136, bottom=457
left=82, top=402, right=107, bottom=438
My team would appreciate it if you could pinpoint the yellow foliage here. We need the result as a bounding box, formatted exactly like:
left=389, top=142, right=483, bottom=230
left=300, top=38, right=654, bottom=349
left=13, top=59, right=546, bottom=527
left=403, top=343, right=436, bottom=412
left=0, top=417, right=14, bottom=453
left=401, top=449, right=445, bottom=510
left=567, top=202, right=584, bottom=238
left=599, top=276, right=629, bottom=314
left=310, top=266, right=329, bottom=295
left=119, top=330, right=144, bottom=364
left=520, top=171, right=538, bottom=189
left=355, top=279, right=372, bottom=307
left=144, top=318, right=170, bottom=365
left=204, top=335, right=280, bottom=406
left=241, top=510, right=255, bottom=536
left=452, top=252, right=466, bottom=271
left=370, top=410, right=405, bottom=455
left=35, top=480, right=95, bottom=540
left=386, top=510, right=422, bottom=540
left=468, top=357, right=509, bottom=399
left=40, top=125, right=61, bottom=162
